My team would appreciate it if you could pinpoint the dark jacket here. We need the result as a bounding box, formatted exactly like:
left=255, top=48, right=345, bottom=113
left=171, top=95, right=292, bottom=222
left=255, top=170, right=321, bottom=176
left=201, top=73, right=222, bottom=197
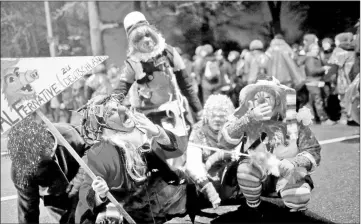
left=11, top=123, right=90, bottom=223
left=76, top=130, right=189, bottom=224
left=304, top=56, right=325, bottom=83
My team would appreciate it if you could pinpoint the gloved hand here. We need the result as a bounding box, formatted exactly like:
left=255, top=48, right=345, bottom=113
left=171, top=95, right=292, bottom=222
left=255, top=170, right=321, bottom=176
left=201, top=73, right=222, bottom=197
left=279, top=159, right=296, bottom=177
left=95, top=203, right=123, bottom=224
left=201, top=182, right=221, bottom=208
left=248, top=102, right=272, bottom=121
left=92, top=176, right=109, bottom=199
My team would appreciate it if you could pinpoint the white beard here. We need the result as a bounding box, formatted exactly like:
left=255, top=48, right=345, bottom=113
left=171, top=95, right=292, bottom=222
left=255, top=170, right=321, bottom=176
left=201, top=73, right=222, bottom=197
left=128, top=33, right=166, bottom=62
left=102, top=129, right=147, bottom=182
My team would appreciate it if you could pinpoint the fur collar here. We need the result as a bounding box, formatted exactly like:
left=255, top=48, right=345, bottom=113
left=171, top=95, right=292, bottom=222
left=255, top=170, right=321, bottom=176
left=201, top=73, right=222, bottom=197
left=128, top=34, right=166, bottom=62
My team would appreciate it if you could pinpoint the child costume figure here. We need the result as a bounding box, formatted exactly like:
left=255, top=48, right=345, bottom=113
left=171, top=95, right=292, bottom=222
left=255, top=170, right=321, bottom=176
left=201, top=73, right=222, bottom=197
left=76, top=95, right=190, bottom=224
left=219, top=77, right=321, bottom=212
left=114, top=11, right=202, bottom=136
left=8, top=116, right=90, bottom=223
left=186, top=94, right=237, bottom=208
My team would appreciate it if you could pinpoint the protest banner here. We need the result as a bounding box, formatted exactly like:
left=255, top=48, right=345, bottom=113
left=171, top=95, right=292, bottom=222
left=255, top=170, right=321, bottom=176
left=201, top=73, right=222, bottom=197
left=0, top=56, right=107, bottom=135
left=2, top=56, right=137, bottom=224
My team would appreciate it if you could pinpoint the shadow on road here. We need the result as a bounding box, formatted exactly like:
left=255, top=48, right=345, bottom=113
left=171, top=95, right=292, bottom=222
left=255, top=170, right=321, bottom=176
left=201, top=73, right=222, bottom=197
left=210, top=199, right=335, bottom=224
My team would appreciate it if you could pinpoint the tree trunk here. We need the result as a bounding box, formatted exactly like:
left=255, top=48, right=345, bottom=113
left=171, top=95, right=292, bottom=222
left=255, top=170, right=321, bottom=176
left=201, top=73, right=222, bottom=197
left=268, top=1, right=282, bottom=36
left=88, top=1, right=104, bottom=55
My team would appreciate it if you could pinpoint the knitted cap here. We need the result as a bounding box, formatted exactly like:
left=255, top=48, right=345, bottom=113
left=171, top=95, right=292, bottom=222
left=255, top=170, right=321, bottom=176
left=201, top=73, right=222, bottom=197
left=123, top=11, right=149, bottom=37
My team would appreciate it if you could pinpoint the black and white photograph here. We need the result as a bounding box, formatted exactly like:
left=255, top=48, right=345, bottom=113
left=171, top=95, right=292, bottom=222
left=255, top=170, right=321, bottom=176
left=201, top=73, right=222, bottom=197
left=1, top=1, right=360, bottom=223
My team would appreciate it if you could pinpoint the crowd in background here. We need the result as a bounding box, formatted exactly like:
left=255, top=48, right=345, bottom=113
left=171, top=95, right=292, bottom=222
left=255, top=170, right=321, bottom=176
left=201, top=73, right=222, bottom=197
left=44, top=26, right=360, bottom=126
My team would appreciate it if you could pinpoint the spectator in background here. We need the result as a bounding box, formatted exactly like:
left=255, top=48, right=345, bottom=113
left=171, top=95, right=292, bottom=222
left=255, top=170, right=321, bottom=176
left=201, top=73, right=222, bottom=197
left=201, top=49, right=225, bottom=103
left=60, top=86, right=74, bottom=123
left=84, top=64, right=113, bottom=101
left=266, top=34, right=305, bottom=89
left=326, top=32, right=355, bottom=125
left=215, top=49, right=233, bottom=93
left=245, top=39, right=272, bottom=84
left=320, top=37, right=339, bottom=121
left=303, top=34, right=333, bottom=125
left=107, top=64, right=121, bottom=90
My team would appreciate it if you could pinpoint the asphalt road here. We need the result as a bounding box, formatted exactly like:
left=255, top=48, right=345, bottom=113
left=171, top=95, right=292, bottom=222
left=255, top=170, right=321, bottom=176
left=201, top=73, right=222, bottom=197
left=1, top=123, right=359, bottom=223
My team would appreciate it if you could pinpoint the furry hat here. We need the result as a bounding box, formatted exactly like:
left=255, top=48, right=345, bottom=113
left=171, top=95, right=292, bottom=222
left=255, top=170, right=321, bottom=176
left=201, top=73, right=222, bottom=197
left=236, top=76, right=298, bottom=140
left=124, top=11, right=149, bottom=37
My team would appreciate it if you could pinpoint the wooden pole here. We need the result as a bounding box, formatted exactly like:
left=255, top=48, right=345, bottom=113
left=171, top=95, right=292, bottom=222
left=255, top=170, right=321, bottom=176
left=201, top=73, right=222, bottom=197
left=35, top=110, right=136, bottom=224
left=44, top=1, right=57, bottom=57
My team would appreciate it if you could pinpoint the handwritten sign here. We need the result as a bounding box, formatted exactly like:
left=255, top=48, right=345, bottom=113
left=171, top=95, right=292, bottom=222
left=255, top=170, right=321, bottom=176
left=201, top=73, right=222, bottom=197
left=1, top=56, right=108, bottom=135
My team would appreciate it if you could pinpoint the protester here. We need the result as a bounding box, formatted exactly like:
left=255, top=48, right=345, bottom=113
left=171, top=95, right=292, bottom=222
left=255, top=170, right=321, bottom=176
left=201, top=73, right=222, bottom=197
left=75, top=94, right=190, bottom=224
left=218, top=76, right=321, bottom=218
left=8, top=115, right=90, bottom=224
left=113, top=11, right=203, bottom=136
left=186, top=94, right=237, bottom=208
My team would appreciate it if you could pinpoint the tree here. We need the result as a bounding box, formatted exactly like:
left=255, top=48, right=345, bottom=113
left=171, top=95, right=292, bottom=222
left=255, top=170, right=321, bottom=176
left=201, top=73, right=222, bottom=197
left=268, top=1, right=282, bottom=36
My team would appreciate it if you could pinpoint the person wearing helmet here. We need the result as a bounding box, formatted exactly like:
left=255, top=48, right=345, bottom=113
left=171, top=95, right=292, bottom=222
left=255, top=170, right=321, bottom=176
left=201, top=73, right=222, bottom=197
left=8, top=115, right=90, bottom=224
left=75, top=94, right=191, bottom=224
left=114, top=11, right=203, bottom=135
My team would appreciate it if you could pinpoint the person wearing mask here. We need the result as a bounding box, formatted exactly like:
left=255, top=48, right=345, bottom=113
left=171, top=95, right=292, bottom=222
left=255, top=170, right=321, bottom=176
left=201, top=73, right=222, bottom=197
left=113, top=12, right=203, bottom=136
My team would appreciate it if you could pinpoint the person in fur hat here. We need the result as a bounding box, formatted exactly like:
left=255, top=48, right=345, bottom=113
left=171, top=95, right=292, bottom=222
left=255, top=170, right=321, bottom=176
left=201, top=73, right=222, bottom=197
left=185, top=94, right=238, bottom=209
left=8, top=114, right=90, bottom=223
left=114, top=11, right=202, bottom=136
left=75, top=94, right=191, bottom=224
left=218, top=76, right=321, bottom=217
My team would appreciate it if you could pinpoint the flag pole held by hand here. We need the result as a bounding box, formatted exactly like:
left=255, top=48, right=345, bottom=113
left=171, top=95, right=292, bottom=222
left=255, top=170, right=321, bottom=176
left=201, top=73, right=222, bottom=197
left=35, top=110, right=136, bottom=224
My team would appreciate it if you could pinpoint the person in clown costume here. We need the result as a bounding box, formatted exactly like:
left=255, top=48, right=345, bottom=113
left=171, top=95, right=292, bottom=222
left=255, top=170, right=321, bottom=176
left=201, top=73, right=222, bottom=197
left=185, top=94, right=237, bottom=209
left=114, top=11, right=202, bottom=137
left=218, top=76, right=321, bottom=216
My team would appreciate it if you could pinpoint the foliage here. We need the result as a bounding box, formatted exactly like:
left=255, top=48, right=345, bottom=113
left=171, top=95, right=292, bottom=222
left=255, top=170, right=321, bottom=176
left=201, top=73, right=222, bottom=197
left=1, top=1, right=49, bottom=57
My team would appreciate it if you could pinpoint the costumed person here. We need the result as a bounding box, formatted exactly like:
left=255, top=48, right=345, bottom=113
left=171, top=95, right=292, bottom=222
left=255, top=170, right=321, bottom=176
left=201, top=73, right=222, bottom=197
left=8, top=115, right=90, bottom=223
left=218, top=76, right=321, bottom=218
left=186, top=94, right=242, bottom=209
left=326, top=32, right=355, bottom=125
left=76, top=94, right=191, bottom=224
left=114, top=11, right=202, bottom=137
left=201, top=49, right=227, bottom=103
left=302, top=34, right=333, bottom=124
left=266, top=34, right=305, bottom=89
left=245, top=39, right=272, bottom=85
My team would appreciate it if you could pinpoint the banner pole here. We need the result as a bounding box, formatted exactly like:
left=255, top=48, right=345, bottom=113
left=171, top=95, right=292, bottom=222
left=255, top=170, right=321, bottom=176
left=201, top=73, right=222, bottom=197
left=35, top=110, right=136, bottom=224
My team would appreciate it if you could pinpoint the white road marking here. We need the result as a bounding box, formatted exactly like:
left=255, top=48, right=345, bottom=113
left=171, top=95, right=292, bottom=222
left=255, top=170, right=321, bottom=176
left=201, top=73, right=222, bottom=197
left=0, top=135, right=359, bottom=202
left=319, top=135, right=359, bottom=145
